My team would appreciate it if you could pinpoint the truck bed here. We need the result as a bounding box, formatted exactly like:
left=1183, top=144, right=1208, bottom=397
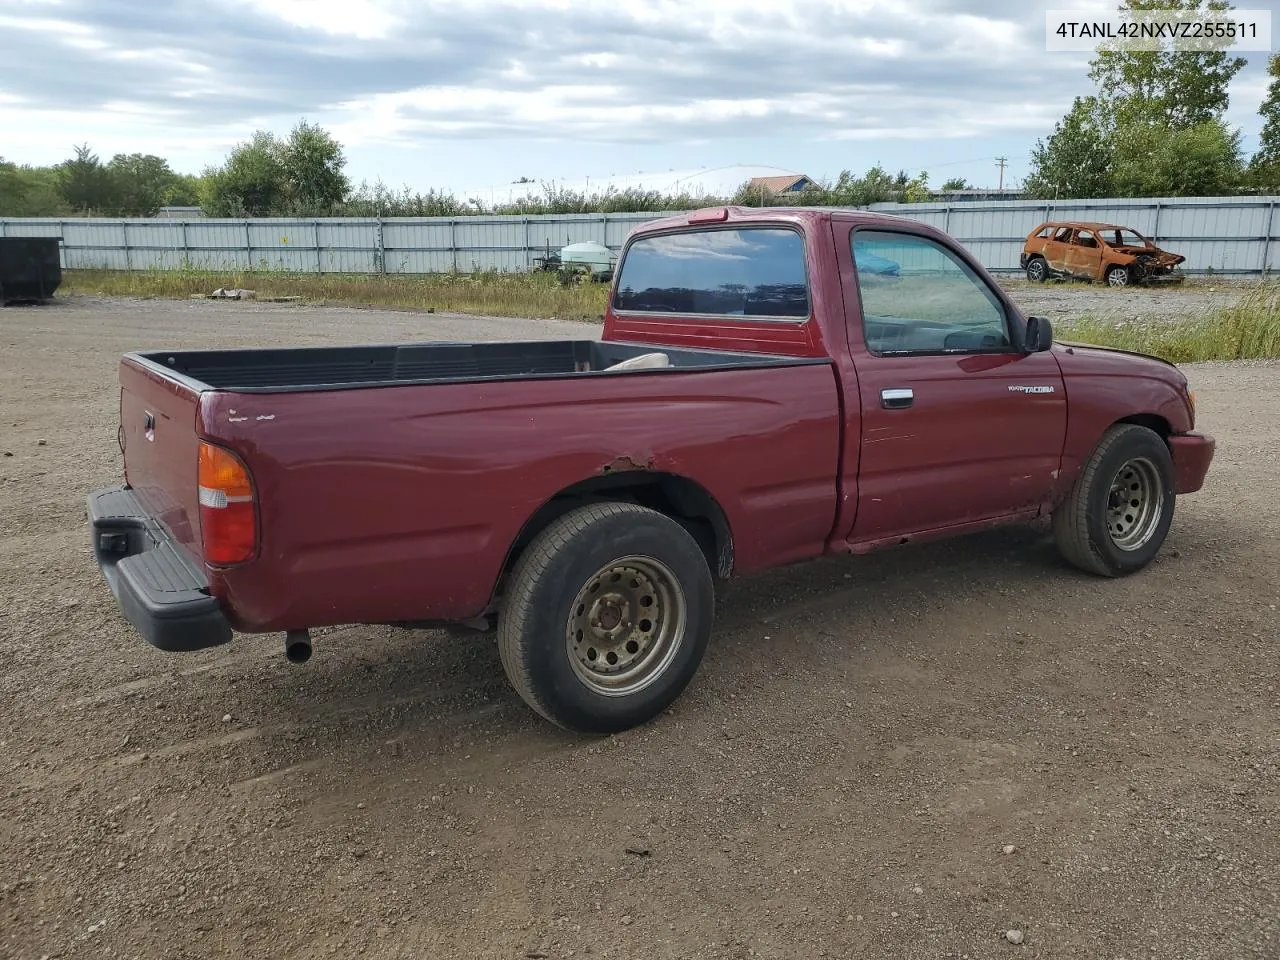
left=133, top=339, right=822, bottom=392
left=111, top=334, right=842, bottom=635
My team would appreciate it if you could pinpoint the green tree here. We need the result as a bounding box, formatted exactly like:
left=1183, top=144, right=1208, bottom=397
left=280, top=120, right=350, bottom=213
left=57, top=144, right=114, bottom=214
left=342, top=179, right=466, bottom=217
left=903, top=171, right=931, bottom=203
left=164, top=173, right=202, bottom=207
left=939, top=177, right=970, bottom=191
left=1029, top=0, right=1248, bottom=197
left=1024, top=97, right=1115, bottom=198
left=1111, top=118, right=1243, bottom=195
left=807, top=165, right=898, bottom=206
left=0, top=159, right=71, bottom=217
left=1089, top=0, right=1247, bottom=128
left=106, top=153, right=182, bottom=216
left=1248, top=52, right=1280, bottom=190
left=200, top=131, right=288, bottom=216
left=201, top=121, right=350, bottom=216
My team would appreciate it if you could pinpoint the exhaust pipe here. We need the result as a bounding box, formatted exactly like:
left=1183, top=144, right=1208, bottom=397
left=285, top=629, right=312, bottom=664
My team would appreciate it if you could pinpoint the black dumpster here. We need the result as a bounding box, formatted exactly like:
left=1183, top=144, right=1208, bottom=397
left=0, top=237, right=62, bottom=305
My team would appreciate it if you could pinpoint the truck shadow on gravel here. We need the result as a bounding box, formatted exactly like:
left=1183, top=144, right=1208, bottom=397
left=114, top=510, right=1231, bottom=799
left=261, top=524, right=1113, bottom=738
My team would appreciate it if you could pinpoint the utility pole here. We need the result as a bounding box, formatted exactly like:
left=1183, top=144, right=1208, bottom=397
left=996, top=157, right=1008, bottom=191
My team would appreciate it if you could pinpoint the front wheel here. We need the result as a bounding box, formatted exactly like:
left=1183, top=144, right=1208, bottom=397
left=1052, top=424, right=1175, bottom=577
left=497, top=502, right=714, bottom=733
left=1105, top=264, right=1131, bottom=287
left=1025, top=257, right=1048, bottom=283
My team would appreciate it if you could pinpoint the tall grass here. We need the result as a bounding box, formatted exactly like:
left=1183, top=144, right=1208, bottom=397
left=1058, top=281, right=1280, bottom=363
left=60, top=268, right=611, bottom=322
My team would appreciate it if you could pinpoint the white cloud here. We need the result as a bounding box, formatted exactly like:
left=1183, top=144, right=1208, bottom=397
left=228, top=0, right=402, bottom=39
left=0, top=0, right=1271, bottom=188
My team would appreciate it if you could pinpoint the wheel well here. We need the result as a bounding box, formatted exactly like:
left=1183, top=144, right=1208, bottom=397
left=1115, top=413, right=1171, bottom=440
left=496, top=471, right=734, bottom=603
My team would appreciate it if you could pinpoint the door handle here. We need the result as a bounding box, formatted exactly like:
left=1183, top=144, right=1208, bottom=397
left=881, top=387, right=914, bottom=410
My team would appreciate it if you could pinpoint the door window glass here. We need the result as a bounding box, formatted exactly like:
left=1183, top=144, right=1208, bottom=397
left=853, top=230, right=1011, bottom=355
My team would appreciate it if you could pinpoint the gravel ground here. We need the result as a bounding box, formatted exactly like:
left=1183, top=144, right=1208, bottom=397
left=997, top=276, right=1257, bottom=325
left=1, top=296, right=1277, bottom=960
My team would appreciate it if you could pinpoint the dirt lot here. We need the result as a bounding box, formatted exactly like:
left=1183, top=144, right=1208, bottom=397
left=1, top=296, right=1277, bottom=960
left=997, top=276, right=1254, bottom=325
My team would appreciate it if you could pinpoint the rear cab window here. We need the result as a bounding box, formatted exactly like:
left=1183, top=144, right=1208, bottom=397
left=612, top=227, right=809, bottom=319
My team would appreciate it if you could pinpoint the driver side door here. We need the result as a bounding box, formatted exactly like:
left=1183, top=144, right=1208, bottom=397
left=837, top=225, right=1067, bottom=547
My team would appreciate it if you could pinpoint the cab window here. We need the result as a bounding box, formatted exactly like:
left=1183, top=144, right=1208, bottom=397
left=613, top=227, right=809, bottom=319
left=853, top=230, right=1011, bottom=355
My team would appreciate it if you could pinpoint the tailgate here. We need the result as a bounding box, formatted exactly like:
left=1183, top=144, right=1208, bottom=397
left=118, top=357, right=204, bottom=559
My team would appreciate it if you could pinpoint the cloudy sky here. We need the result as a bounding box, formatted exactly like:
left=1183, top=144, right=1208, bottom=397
left=0, top=0, right=1273, bottom=199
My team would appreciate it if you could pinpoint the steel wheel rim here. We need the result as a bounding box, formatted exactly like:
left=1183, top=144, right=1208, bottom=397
left=1107, top=456, right=1163, bottom=551
left=1107, top=268, right=1129, bottom=287
left=566, top=555, right=686, bottom=697
left=1028, top=260, right=1045, bottom=281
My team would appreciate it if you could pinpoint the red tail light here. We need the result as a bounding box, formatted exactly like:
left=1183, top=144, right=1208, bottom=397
left=198, top=442, right=257, bottom=565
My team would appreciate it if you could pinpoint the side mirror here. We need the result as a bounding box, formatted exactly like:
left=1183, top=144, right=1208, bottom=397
left=1025, top=315, right=1053, bottom=353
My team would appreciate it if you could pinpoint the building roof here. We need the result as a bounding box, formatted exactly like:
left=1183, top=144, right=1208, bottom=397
left=746, top=175, right=814, bottom=193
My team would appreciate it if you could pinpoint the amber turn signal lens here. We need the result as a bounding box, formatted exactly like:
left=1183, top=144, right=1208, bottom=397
left=198, top=442, right=257, bottom=565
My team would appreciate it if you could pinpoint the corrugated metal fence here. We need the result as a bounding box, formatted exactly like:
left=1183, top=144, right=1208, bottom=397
left=866, top=196, right=1280, bottom=275
left=2, top=196, right=1277, bottom=275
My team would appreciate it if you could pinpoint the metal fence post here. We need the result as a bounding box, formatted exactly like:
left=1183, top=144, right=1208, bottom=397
left=180, top=221, right=189, bottom=268
left=1263, top=201, right=1277, bottom=274
left=244, top=220, right=253, bottom=270
left=523, top=216, right=531, bottom=270
left=375, top=217, right=385, bottom=274
left=450, top=218, right=458, bottom=272
left=314, top=218, right=322, bottom=274
left=0, top=219, right=6, bottom=237
left=123, top=220, right=132, bottom=271
left=1152, top=201, right=1162, bottom=242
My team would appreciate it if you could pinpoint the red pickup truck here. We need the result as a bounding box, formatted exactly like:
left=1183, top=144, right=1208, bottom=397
left=88, top=207, right=1215, bottom=733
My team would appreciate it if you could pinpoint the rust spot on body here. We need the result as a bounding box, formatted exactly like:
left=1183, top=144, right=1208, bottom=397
left=601, top=455, right=655, bottom=475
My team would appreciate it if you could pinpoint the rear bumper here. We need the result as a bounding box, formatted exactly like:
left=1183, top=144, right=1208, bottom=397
left=88, top=486, right=232, bottom=652
left=1169, top=432, right=1215, bottom=494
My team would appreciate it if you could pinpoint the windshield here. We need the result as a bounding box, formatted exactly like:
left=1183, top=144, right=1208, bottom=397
left=1106, top=228, right=1151, bottom=248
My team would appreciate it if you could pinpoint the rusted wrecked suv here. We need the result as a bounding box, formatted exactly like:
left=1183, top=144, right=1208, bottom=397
left=1022, top=221, right=1185, bottom=287
left=89, top=207, right=1214, bottom=734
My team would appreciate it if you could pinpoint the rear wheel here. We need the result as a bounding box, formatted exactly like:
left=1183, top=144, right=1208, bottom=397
left=497, top=502, right=714, bottom=733
left=1052, top=424, right=1175, bottom=577
left=1105, top=264, right=1131, bottom=287
left=1026, top=257, right=1049, bottom=282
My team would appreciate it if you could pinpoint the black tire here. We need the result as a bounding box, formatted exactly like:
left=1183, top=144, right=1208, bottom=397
left=1026, top=257, right=1049, bottom=282
left=1052, top=424, right=1175, bottom=577
left=497, top=502, right=714, bottom=733
left=1105, top=264, right=1130, bottom=287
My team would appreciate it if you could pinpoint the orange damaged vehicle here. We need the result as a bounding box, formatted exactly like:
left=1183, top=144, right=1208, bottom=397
left=1021, top=221, right=1185, bottom=287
